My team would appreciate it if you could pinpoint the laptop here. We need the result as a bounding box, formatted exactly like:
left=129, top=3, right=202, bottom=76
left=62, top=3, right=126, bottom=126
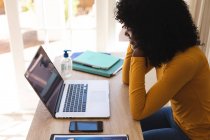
left=24, top=46, right=110, bottom=118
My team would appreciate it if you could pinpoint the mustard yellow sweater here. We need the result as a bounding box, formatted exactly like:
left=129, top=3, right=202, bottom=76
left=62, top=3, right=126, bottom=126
left=123, top=44, right=210, bottom=139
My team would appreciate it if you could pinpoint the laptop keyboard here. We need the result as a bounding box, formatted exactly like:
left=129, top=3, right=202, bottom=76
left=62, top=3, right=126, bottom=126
left=63, top=84, right=88, bottom=112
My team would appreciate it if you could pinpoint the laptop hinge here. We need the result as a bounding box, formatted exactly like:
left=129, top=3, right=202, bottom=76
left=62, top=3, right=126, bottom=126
left=55, top=83, right=65, bottom=113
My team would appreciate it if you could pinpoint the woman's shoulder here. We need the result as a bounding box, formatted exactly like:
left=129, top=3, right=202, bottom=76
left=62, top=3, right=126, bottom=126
left=175, top=45, right=207, bottom=62
left=166, top=45, right=208, bottom=70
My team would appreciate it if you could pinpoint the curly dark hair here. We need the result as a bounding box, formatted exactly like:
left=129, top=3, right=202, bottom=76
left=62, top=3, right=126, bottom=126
left=115, top=0, right=200, bottom=67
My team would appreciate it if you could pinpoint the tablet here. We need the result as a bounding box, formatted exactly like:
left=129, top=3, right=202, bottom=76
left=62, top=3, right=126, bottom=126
left=50, top=134, right=129, bottom=140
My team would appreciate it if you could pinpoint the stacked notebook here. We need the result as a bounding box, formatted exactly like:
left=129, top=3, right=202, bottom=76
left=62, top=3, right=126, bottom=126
left=71, top=51, right=123, bottom=77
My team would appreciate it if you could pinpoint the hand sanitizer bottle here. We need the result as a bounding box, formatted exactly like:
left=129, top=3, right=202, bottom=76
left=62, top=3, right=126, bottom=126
left=61, top=50, right=72, bottom=79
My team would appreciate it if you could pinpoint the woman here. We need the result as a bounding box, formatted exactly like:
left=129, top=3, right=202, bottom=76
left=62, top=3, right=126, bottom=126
left=115, top=0, right=210, bottom=139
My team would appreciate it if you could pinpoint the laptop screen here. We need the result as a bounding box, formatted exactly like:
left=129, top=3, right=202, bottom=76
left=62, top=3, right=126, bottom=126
left=25, top=46, right=63, bottom=116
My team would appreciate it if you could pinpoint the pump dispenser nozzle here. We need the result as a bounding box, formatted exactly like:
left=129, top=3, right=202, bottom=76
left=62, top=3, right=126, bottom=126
left=63, top=50, right=71, bottom=58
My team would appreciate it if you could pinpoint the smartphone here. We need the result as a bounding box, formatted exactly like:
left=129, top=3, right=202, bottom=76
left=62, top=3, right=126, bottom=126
left=69, top=121, right=103, bottom=132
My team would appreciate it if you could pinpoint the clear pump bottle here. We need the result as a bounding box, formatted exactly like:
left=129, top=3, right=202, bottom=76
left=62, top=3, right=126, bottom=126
left=61, top=50, right=72, bottom=79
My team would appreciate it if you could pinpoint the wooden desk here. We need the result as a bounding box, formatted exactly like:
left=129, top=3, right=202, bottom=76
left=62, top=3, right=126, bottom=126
left=26, top=70, right=144, bottom=140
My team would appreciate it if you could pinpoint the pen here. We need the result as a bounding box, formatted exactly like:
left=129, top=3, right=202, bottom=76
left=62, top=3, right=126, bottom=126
left=112, top=66, right=122, bottom=75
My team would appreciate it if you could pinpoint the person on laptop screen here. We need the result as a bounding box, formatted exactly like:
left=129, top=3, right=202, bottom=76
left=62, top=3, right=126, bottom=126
left=115, top=0, right=210, bottom=140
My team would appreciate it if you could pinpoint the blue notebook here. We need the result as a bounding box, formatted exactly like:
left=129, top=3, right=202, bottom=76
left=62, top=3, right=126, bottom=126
left=73, top=51, right=120, bottom=70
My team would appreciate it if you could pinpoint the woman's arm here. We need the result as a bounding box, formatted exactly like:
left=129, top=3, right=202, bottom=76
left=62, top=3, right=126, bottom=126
left=122, top=45, right=153, bottom=85
left=129, top=55, right=199, bottom=120
left=122, top=44, right=133, bottom=84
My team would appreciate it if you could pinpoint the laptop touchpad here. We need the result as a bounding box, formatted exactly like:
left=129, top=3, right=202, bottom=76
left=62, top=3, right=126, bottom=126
left=90, top=90, right=107, bottom=102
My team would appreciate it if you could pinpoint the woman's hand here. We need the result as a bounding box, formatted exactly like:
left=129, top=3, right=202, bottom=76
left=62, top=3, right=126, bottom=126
left=132, top=47, right=144, bottom=57
left=124, top=27, right=144, bottom=57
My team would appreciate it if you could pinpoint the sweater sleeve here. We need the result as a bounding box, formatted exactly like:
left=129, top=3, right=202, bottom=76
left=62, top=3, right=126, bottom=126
left=122, top=44, right=133, bottom=84
left=129, top=56, right=199, bottom=120
left=122, top=44, right=153, bottom=85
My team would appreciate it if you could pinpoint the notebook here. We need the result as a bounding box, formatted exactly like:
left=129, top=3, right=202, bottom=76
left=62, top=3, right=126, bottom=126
left=73, top=50, right=120, bottom=69
left=50, top=134, right=129, bottom=140
left=71, top=52, right=123, bottom=77
left=24, top=46, right=110, bottom=118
